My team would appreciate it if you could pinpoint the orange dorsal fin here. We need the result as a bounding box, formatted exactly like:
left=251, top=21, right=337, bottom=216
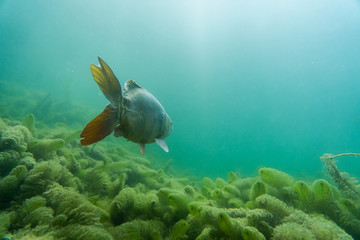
left=80, top=105, right=118, bottom=145
left=90, top=57, right=122, bottom=104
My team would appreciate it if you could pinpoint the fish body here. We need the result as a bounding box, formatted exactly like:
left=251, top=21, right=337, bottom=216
left=80, top=57, right=172, bottom=154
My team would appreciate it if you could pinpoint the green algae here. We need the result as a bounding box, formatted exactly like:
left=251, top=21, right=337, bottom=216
left=0, top=109, right=360, bottom=240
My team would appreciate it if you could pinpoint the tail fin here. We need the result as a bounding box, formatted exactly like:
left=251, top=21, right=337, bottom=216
left=90, top=57, right=122, bottom=104
left=81, top=57, right=122, bottom=146
left=80, top=105, right=118, bottom=145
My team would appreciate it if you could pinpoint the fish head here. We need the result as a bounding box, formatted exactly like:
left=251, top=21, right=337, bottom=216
left=160, top=113, right=173, bottom=138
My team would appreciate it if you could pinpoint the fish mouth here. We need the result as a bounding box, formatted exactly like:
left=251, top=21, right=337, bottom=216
left=168, top=120, right=173, bottom=135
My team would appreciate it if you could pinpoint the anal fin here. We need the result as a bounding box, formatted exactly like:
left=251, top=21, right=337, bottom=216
left=138, top=143, right=145, bottom=155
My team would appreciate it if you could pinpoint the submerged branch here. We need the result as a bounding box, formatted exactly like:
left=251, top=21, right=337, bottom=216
left=321, top=153, right=360, bottom=197
left=329, top=153, right=360, bottom=159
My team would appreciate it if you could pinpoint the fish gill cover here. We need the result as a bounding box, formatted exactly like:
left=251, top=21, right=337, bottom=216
left=1, top=0, right=360, bottom=239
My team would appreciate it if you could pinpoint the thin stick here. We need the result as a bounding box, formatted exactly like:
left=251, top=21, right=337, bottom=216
left=330, top=153, right=360, bottom=159
left=90, top=143, right=97, bottom=154
left=322, top=153, right=360, bottom=196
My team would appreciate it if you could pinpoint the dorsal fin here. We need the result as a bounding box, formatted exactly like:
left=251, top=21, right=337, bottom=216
left=125, top=80, right=142, bottom=91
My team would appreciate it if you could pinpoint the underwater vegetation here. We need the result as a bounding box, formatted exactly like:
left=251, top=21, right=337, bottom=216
left=0, top=83, right=360, bottom=239
left=0, top=81, right=95, bottom=128
left=0, top=116, right=360, bottom=239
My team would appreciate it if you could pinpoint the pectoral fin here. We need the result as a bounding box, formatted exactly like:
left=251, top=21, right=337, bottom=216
left=114, top=126, right=124, bottom=137
left=138, top=143, right=146, bottom=155
left=155, top=138, right=169, bottom=152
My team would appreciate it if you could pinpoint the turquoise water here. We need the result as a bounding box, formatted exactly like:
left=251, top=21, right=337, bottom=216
left=1, top=0, right=360, bottom=179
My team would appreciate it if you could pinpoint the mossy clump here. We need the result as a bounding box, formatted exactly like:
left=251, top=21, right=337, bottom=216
left=242, top=226, right=266, bottom=240
left=22, top=114, right=36, bottom=137
left=108, top=219, right=165, bottom=240
left=0, top=165, right=28, bottom=208
left=168, top=219, right=188, bottom=240
left=84, top=168, right=111, bottom=196
left=27, top=139, right=65, bottom=160
left=293, top=180, right=313, bottom=206
left=217, top=211, right=244, bottom=238
left=44, top=184, right=109, bottom=225
left=311, top=179, right=333, bottom=202
left=281, top=210, right=354, bottom=240
left=0, top=150, right=22, bottom=177
left=46, top=127, right=81, bottom=145
left=259, top=167, right=294, bottom=188
left=56, top=224, right=113, bottom=240
left=255, top=194, right=293, bottom=222
left=0, top=124, right=32, bottom=152
left=227, top=171, right=240, bottom=183
left=8, top=196, right=53, bottom=231
left=272, top=222, right=316, bottom=240
left=20, top=160, right=78, bottom=199
left=249, top=181, right=266, bottom=200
